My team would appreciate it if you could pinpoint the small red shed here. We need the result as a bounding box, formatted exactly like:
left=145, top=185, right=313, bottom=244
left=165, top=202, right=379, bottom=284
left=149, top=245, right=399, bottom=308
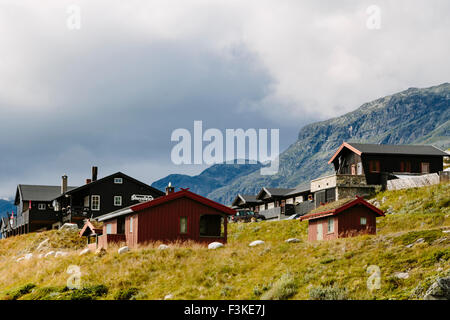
left=300, top=196, right=384, bottom=241
left=94, top=187, right=235, bottom=248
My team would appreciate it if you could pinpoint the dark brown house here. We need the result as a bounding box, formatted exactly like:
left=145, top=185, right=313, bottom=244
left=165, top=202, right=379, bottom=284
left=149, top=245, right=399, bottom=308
left=94, top=187, right=235, bottom=249
left=300, top=196, right=384, bottom=241
left=53, top=167, right=164, bottom=227
left=328, top=142, right=448, bottom=186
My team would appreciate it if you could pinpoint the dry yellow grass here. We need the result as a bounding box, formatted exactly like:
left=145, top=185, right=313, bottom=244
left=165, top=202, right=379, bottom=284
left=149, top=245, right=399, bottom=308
left=0, top=183, right=449, bottom=300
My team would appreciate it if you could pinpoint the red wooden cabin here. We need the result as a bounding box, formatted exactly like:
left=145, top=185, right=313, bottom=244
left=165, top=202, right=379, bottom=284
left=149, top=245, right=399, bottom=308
left=300, top=196, right=384, bottom=241
left=93, top=187, right=235, bottom=249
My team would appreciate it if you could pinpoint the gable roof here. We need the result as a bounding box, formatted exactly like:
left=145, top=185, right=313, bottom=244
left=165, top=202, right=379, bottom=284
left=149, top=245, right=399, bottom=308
left=300, top=196, right=384, bottom=221
left=329, top=142, right=448, bottom=164
left=79, top=219, right=103, bottom=237
left=284, top=182, right=311, bottom=196
left=97, top=188, right=236, bottom=222
left=256, top=187, right=295, bottom=200
left=231, top=194, right=262, bottom=207
left=53, top=172, right=164, bottom=200
left=15, top=185, right=78, bottom=205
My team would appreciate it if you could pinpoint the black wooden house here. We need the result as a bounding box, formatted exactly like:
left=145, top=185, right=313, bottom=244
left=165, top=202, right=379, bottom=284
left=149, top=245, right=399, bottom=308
left=328, top=142, right=448, bottom=186
left=52, top=167, right=164, bottom=227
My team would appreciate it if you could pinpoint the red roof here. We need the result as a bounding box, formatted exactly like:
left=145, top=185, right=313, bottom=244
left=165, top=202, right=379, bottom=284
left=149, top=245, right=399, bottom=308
left=130, top=188, right=236, bottom=215
left=300, top=196, right=384, bottom=221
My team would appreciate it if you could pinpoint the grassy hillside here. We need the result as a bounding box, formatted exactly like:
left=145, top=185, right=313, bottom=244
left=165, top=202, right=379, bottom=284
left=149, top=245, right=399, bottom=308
left=0, top=183, right=449, bottom=300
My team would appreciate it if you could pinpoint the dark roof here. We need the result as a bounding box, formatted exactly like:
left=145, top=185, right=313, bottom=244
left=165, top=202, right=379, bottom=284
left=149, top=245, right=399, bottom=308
left=329, top=142, right=448, bottom=164
left=53, top=171, right=164, bottom=200
left=256, top=187, right=295, bottom=200
left=300, top=196, right=384, bottom=221
left=15, top=184, right=78, bottom=204
left=97, top=188, right=235, bottom=221
left=231, top=194, right=262, bottom=207
left=79, top=219, right=103, bottom=237
left=285, top=182, right=310, bottom=196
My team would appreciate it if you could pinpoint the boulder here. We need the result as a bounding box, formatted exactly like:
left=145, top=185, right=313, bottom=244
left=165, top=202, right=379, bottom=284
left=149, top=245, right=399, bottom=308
left=249, top=240, right=265, bottom=247
left=424, top=277, right=450, bottom=300
left=79, top=248, right=90, bottom=256
left=16, top=257, right=25, bottom=262
left=158, top=244, right=169, bottom=250
left=394, top=272, right=410, bottom=279
left=208, top=242, right=224, bottom=250
left=24, top=253, right=33, bottom=260
left=44, top=251, right=55, bottom=258
left=285, top=238, right=301, bottom=243
left=164, top=294, right=173, bottom=300
left=118, top=246, right=129, bottom=254
left=55, top=251, right=68, bottom=257
left=60, top=223, right=78, bottom=230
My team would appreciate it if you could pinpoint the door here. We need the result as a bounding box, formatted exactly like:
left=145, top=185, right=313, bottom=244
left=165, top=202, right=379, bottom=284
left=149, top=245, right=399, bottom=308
left=421, top=162, right=430, bottom=174
left=351, top=164, right=356, bottom=175
left=317, top=223, right=323, bottom=240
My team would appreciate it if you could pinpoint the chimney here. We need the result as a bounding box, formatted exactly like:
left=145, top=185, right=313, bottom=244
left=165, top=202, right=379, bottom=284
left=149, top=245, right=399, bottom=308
left=165, top=182, right=175, bottom=195
left=92, top=166, right=98, bottom=182
left=61, top=174, right=68, bottom=194
left=86, top=179, right=92, bottom=184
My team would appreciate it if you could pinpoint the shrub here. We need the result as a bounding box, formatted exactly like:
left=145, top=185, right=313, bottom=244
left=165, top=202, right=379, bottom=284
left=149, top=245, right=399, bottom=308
left=67, top=284, right=108, bottom=300
left=260, top=273, right=298, bottom=300
left=309, top=285, right=348, bottom=300
left=5, top=283, right=36, bottom=300
left=114, top=287, right=140, bottom=300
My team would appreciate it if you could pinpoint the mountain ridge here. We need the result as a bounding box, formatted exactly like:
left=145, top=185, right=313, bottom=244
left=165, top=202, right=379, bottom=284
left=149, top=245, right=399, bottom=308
left=153, top=83, right=449, bottom=205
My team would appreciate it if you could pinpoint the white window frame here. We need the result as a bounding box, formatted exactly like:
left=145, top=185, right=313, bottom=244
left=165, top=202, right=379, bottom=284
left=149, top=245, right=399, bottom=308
left=327, top=217, right=334, bottom=233
left=114, top=177, right=123, bottom=184
left=360, top=217, right=367, bottom=225
left=91, top=195, right=100, bottom=211
left=106, top=224, right=112, bottom=235
left=180, top=216, right=188, bottom=234
left=129, top=217, right=133, bottom=233
left=38, top=203, right=46, bottom=210
left=114, top=196, right=122, bottom=206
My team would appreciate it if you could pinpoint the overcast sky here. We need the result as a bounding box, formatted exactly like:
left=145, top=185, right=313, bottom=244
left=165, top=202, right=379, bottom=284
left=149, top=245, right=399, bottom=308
left=0, top=0, right=449, bottom=199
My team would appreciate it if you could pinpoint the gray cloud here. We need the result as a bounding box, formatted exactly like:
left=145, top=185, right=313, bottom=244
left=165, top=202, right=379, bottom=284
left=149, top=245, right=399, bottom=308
left=0, top=0, right=449, bottom=198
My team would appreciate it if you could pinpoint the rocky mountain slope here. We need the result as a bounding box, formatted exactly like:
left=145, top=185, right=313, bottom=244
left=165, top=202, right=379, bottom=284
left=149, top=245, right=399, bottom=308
left=154, top=83, right=449, bottom=205
left=0, top=199, right=14, bottom=218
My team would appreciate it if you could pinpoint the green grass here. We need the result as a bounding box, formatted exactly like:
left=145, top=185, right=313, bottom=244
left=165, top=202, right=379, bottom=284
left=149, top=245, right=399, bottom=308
left=0, top=183, right=449, bottom=300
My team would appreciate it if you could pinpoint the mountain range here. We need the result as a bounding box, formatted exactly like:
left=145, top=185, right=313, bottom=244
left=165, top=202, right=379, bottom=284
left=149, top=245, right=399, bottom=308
left=152, top=83, right=450, bottom=204
left=0, top=199, right=14, bottom=219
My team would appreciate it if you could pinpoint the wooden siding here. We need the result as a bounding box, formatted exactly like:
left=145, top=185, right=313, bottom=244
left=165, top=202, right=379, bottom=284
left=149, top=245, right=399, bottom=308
left=134, top=197, right=227, bottom=247
left=337, top=205, right=376, bottom=237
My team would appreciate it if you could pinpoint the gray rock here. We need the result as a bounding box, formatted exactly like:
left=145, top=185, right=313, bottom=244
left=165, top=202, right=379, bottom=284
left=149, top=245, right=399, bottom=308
left=158, top=244, right=169, bottom=250
left=164, top=294, right=173, bottom=300
left=118, top=246, right=129, bottom=254
left=60, top=223, right=78, bottom=230
left=44, top=251, right=55, bottom=258
left=16, top=257, right=25, bottom=262
left=424, top=277, right=450, bottom=300
left=249, top=240, right=265, bottom=247
left=285, top=238, right=301, bottom=243
left=79, top=248, right=90, bottom=255
left=381, top=197, right=387, bottom=204
left=55, top=251, right=68, bottom=257
left=208, top=242, right=224, bottom=250
left=394, top=272, right=410, bottom=279
left=24, top=253, right=33, bottom=260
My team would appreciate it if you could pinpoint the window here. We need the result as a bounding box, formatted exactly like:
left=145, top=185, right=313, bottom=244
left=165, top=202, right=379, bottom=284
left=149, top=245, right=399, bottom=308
left=327, top=217, right=334, bottom=233
left=180, top=217, right=187, bottom=234
left=421, top=162, right=430, bottom=174
left=400, top=161, right=411, bottom=173
left=357, top=162, right=363, bottom=175
left=114, top=196, right=122, bottom=206
left=106, top=224, right=112, bottom=234
left=369, top=160, right=380, bottom=173
left=360, top=217, right=367, bottom=225
left=199, top=215, right=222, bottom=237
left=83, top=196, right=89, bottom=207
left=38, top=203, right=46, bottom=210
left=114, top=177, right=123, bottom=184
left=91, top=195, right=100, bottom=211
left=129, top=217, right=133, bottom=233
